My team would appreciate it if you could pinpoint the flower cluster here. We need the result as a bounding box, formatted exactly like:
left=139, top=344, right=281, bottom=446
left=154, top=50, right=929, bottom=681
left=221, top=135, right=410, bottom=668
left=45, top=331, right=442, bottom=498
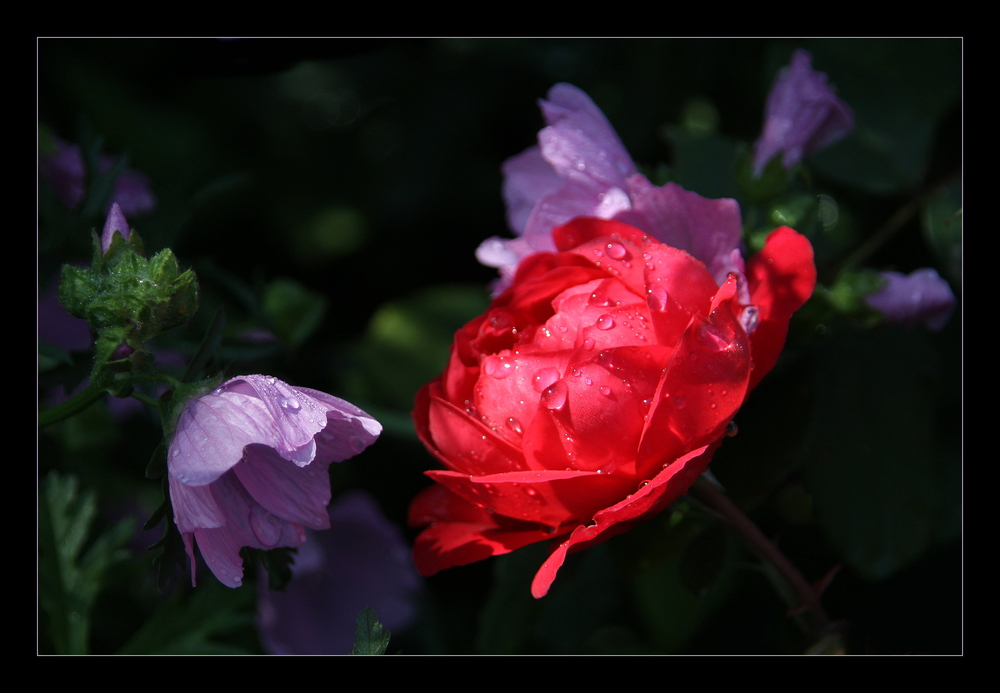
left=413, top=82, right=817, bottom=597
left=411, top=218, right=815, bottom=597
left=168, top=375, right=381, bottom=587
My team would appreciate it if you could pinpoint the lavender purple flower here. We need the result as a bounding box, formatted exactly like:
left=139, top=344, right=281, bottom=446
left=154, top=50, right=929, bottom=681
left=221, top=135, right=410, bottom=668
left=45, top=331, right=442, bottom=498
left=40, top=137, right=156, bottom=217
left=864, top=268, right=956, bottom=332
left=256, top=490, right=421, bottom=655
left=168, top=375, right=381, bottom=587
left=752, top=49, right=854, bottom=177
left=101, top=203, right=131, bottom=254
left=477, top=83, right=745, bottom=298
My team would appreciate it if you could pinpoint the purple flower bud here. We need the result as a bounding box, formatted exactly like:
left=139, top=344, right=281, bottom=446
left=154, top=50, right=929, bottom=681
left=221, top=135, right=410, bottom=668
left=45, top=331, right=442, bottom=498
left=167, top=375, right=382, bottom=587
left=101, top=203, right=131, bottom=254
left=480, top=83, right=745, bottom=296
left=864, top=268, right=956, bottom=332
left=39, top=137, right=156, bottom=217
left=108, top=340, right=134, bottom=361
left=752, top=50, right=855, bottom=177
left=257, top=490, right=421, bottom=655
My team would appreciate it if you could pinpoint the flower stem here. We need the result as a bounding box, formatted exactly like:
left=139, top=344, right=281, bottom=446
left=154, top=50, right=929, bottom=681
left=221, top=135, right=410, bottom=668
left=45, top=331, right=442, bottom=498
left=691, top=476, right=845, bottom=653
left=38, top=383, right=105, bottom=428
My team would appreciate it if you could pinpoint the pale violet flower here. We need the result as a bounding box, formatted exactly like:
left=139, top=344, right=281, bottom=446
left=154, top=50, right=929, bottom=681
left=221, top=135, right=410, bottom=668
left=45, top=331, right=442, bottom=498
left=101, top=203, right=131, bottom=254
left=864, top=268, right=956, bottom=332
left=478, top=83, right=745, bottom=300
left=168, top=375, right=381, bottom=587
left=752, top=49, right=854, bottom=177
left=257, top=490, right=421, bottom=655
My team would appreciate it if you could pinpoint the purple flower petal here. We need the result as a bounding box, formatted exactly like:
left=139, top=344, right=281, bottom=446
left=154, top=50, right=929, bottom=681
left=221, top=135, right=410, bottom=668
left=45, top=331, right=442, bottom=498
left=484, top=83, right=747, bottom=299
left=100, top=203, right=131, bottom=254
left=168, top=375, right=381, bottom=587
left=39, top=137, right=156, bottom=216
left=864, top=268, right=956, bottom=332
left=752, top=50, right=855, bottom=176
left=256, top=491, right=421, bottom=655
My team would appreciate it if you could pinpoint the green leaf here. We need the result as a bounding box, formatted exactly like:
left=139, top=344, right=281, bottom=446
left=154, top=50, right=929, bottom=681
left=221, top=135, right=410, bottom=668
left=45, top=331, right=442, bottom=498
left=804, top=39, right=960, bottom=194
left=38, top=472, right=133, bottom=654
left=921, top=183, right=962, bottom=287
left=804, top=327, right=941, bottom=580
left=343, top=284, right=490, bottom=411
left=262, top=277, right=327, bottom=350
left=118, top=580, right=254, bottom=655
left=351, top=607, right=391, bottom=655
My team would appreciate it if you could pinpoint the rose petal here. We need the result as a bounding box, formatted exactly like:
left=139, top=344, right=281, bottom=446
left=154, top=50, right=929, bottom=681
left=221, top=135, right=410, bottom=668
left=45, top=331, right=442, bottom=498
left=530, top=443, right=715, bottom=598
left=745, top=226, right=817, bottom=390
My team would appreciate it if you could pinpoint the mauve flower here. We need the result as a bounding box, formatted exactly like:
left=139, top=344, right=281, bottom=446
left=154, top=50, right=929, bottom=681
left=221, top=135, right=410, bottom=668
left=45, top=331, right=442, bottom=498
left=39, top=137, right=156, bottom=216
left=477, top=83, right=745, bottom=300
left=257, top=490, right=421, bottom=655
left=168, top=375, right=382, bottom=587
left=864, top=268, right=956, bottom=331
left=101, top=203, right=131, bottom=254
left=752, top=49, right=854, bottom=177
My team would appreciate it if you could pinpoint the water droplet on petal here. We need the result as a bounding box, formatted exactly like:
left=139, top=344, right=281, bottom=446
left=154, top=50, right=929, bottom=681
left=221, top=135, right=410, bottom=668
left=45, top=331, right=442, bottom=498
left=171, top=448, right=180, bottom=458
left=726, top=421, right=739, bottom=437
left=646, top=286, right=669, bottom=312
left=582, top=338, right=595, bottom=350
left=599, top=386, right=611, bottom=396
left=596, top=314, right=615, bottom=330
left=532, top=367, right=560, bottom=393
left=606, top=242, right=627, bottom=259
left=286, top=397, right=300, bottom=410
left=506, top=417, right=523, bottom=435
left=696, top=321, right=732, bottom=351
left=541, top=381, right=568, bottom=410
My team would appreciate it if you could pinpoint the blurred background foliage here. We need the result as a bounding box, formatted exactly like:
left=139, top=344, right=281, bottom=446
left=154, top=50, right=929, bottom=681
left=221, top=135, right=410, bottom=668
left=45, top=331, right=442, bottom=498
left=38, top=38, right=960, bottom=654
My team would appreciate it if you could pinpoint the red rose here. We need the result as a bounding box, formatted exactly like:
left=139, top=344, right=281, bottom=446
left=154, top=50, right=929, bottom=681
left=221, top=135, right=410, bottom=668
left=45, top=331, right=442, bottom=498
left=410, top=218, right=815, bottom=597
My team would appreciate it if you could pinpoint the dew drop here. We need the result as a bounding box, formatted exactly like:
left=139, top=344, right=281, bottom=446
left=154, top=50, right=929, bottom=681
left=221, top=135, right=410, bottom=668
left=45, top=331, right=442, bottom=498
left=582, top=338, right=595, bottom=350
left=585, top=378, right=593, bottom=386
left=172, top=448, right=180, bottom=458
left=596, top=314, right=615, bottom=330
left=265, top=377, right=276, bottom=385
left=606, top=242, right=627, bottom=259
left=532, top=367, right=560, bottom=393
left=597, top=350, right=613, bottom=367
left=592, top=248, right=604, bottom=258
left=285, top=397, right=300, bottom=411
left=506, top=417, right=523, bottom=435
left=726, top=421, right=739, bottom=437
left=646, top=286, right=669, bottom=312
left=599, top=386, right=612, bottom=396
left=541, top=381, right=568, bottom=410
left=696, top=321, right=731, bottom=351
left=571, top=366, right=583, bottom=377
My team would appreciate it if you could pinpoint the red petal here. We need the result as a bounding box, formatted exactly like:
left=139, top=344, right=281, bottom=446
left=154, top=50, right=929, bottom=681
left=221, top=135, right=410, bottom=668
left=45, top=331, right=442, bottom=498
left=745, top=226, right=816, bottom=390
left=409, top=484, right=567, bottom=576
left=426, top=468, right=636, bottom=528
left=530, top=443, right=716, bottom=598
left=635, top=276, right=751, bottom=478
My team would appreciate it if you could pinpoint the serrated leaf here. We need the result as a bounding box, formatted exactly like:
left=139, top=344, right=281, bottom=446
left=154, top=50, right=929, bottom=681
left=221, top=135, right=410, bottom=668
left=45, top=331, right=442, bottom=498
left=351, top=607, right=391, bottom=655
left=38, top=472, right=133, bottom=654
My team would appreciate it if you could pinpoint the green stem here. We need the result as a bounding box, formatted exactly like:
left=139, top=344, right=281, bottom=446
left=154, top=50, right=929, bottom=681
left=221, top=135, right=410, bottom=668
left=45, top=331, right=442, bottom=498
left=691, top=476, right=844, bottom=653
left=838, top=169, right=960, bottom=274
left=38, top=383, right=106, bottom=428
